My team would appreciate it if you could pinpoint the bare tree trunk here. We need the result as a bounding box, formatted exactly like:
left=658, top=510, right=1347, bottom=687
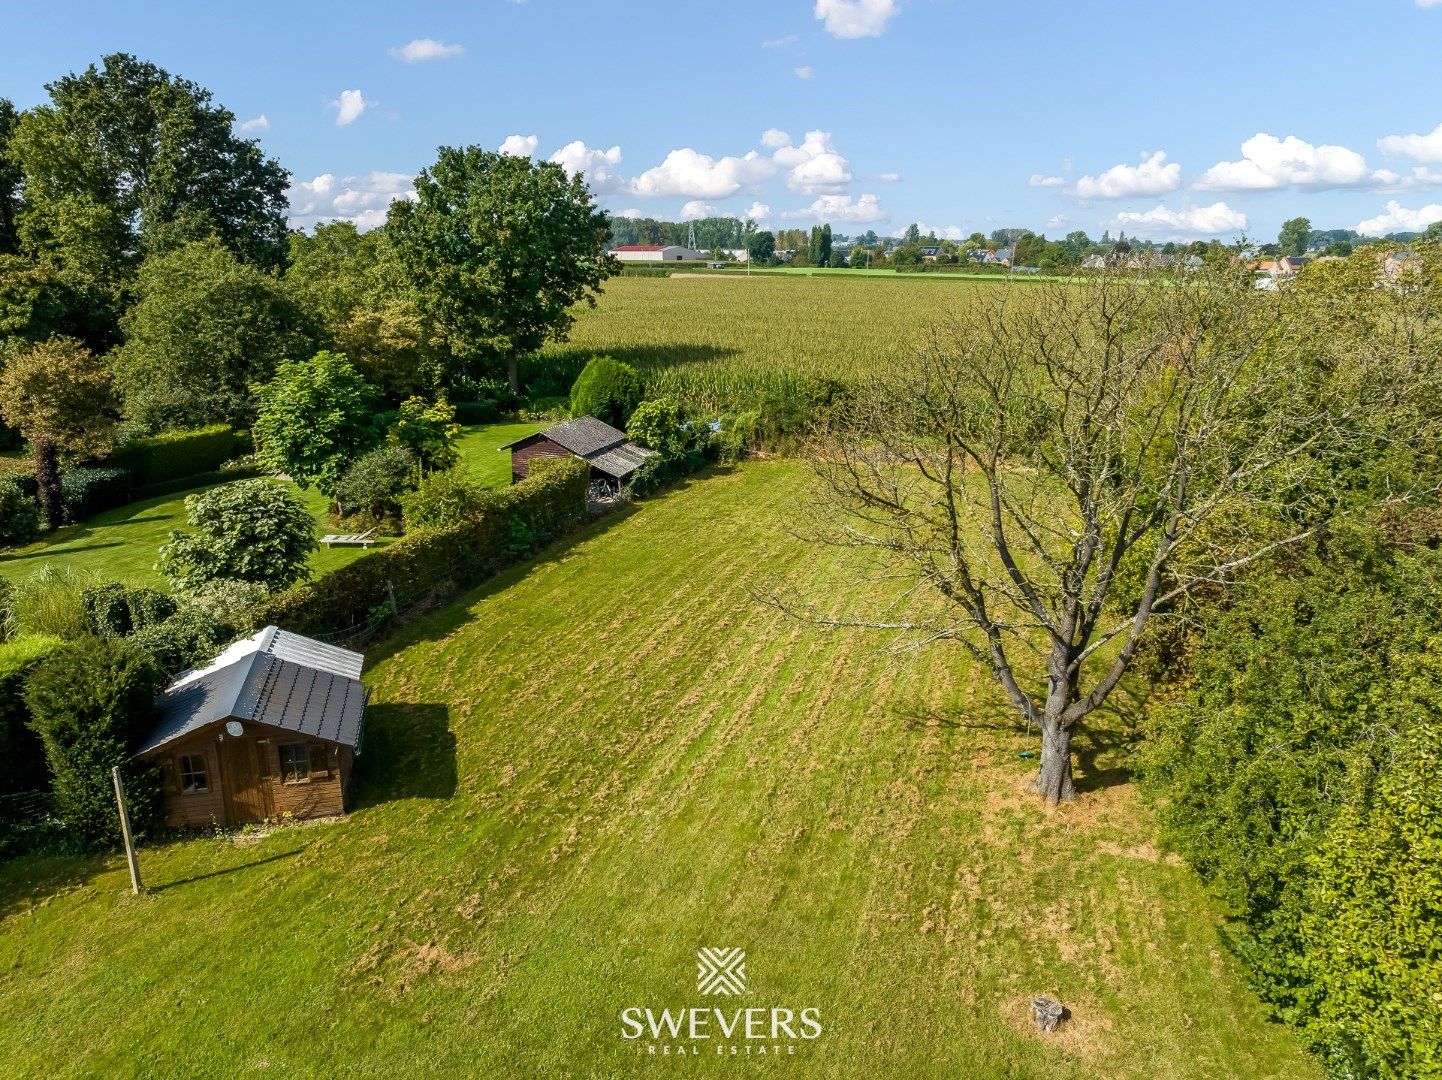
left=1034, top=720, right=1076, bottom=805
left=34, top=438, right=62, bottom=530
left=507, top=354, right=520, bottom=396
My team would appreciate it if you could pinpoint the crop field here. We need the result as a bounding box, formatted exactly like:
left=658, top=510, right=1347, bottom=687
left=536, top=273, right=1008, bottom=413
left=0, top=422, right=544, bottom=590
left=0, top=463, right=1315, bottom=1078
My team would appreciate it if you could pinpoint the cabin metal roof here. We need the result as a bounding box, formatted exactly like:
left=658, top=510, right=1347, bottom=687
left=501, top=416, right=656, bottom=479
left=135, top=628, right=367, bottom=756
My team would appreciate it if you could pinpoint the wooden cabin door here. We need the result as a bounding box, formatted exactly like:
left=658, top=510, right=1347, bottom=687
left=218, top=736, right=273, bottom=824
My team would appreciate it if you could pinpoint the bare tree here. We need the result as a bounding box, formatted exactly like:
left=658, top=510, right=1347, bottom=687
left=776, top=266, right=1416, bottom=804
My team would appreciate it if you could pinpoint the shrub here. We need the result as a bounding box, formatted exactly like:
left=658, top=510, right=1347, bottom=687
left=627, top=396, right=690, bottom=456
left=159, top=479, right=317, bottom=593
left=569, top=355, right=643, bottom=427
left=716, top=410, right=761, bottom=464
left=255, top=455, right=588, bottom=636
left=625, top=449, right=710, bottom=499
left=333, top=445, right=417, bottom=525
left=82, top=583, right=134, bottom=636
left=400, top=470, right=487, bottom=533
left=176, top=579, right=269, bottom=637
left=24, top=637, right=163, bottom=848
left=129, top=609, right=228, bottom=678
left=0, top=634, right=65, bottom=797
left=389, top=397, right=461, bottom=472
left=111, top=425, right=239, bottom=487
left=0, top=474, right=42, bottom=547
left=125, top=587, right=178, bottom=630
left=8, top=566, right=97, bottom=639
left=59, top=466, right=132, bottom=523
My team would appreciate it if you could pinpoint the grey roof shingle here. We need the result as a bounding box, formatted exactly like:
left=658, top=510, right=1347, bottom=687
left=588, top=441, right=654, bottom=479
left=135, top=629, right=367, bottom=756
left=539, top=416, right=629, bottom=456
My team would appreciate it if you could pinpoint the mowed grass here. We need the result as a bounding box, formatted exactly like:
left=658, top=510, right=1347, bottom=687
left=541, top=273, right=1003, bottom=411
left=0, top=421, right=545, bottom=590
left=0, top=462, right=1314, bottom=1078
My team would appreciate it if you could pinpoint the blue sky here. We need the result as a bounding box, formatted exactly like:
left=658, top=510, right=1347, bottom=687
left=6, top=0, right=1442, bottom=242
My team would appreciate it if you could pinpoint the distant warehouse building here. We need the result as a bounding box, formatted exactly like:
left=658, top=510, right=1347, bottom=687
left=611, top=244, right=708, bottom=262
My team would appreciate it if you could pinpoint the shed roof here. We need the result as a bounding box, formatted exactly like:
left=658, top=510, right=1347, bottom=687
left=612, top=245, right=668, bottom=252
left=540, top=415, right=629, bottom=456
left=171, top=626, right=363, bottom=690
left=135, top=628, right=367, bottom=756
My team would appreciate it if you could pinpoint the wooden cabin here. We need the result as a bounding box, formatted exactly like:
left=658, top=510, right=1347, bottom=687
left=502, top=416, right=654, bottom=489
left=134, top=627, right=367, bottom=828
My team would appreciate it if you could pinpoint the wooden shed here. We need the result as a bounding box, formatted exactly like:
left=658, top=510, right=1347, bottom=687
left=134, top=627, right=366, bottom=828
left=502, top=415, right=654, bottom=488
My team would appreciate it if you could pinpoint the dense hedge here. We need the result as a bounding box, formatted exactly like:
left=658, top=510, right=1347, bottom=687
left=254, top=455, right=589, bottom=636
left=59, top=467, right=132, bottom=523
left=0, top=635, right=65, bottom=798
left=135, top=463, right=261, bottom=500
left=111, top=425, right=240, bottom=486
left=0, top=474, right=42, bottom=547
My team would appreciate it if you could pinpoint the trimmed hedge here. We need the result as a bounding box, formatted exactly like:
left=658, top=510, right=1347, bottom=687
left=135, top=463, right=261, bottom=501
left=111, top=425, right=240, bottom=486
left=254, top=455, right=590, bottom=636
left=0, top=634, right=65, bottom=797
left=60, top=466, right=132, bottom=523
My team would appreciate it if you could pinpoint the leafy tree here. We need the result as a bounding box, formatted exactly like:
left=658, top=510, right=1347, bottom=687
left=820, top=224, right=833, bottom=267
left=1321, top=240, right=1353, bottom=257
left=252, top=351, right=381, bottom=496
left=890, top=242, right=924, bottom=268
left=904, top=223, right=921, bottom=244
left=747, top=230, right=775, bottom=264
left=158, top=479, right=316, bottom=593
left=1277, top=216, right=1311, bottom=258
left=333, top=445, right=417, bottom=522
left=388, top=396, right=461, bottom=473
left=386, top=146, right=617, bottom=393
left=627, top=396, right=689, bottom=456
left=399, top=470, right=487, bottom=532
left=0, top=99, right=20, bottom=257
left=24, top=636, right=162, bottom=848
left=0, top=256, right=113, bottom=351
left=569, top=355, right=643, bottom=427
left=10, top=53, right=288, bottom=280
left=0, top=337, right=116, bottom=527
left=109, top=238, right=314, bottom=431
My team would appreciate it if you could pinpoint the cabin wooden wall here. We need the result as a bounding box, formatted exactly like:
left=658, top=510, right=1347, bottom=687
left=510, top=436, right=571, bottom=482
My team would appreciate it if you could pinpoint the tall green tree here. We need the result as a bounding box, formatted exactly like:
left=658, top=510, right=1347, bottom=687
left=252, top=351, right=381, bottom=497
left=385, top=146, right=617, bottom=394
left=109, top=238, right=313, bottom=431
left=0, top=99, right=20, bottom=257
left=746, top=230, right=775, bottom=264
left=1278, top=216, right=1311, bottom=258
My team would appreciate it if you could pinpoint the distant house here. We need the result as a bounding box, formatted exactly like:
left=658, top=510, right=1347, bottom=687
left=1081, top=253, right=1109, bottom=270
left=134, top=627, right=366, bottom=828
left=502, top=416, right=655, bottom=489
left=611, top=245, right=708, bottom=263
left=920, top=246, right=943, bottom=261
left=993, top=247, right=1015, bottom=266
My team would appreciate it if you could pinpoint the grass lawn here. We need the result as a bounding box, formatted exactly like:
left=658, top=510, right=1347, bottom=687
left=0, top=421, right=544, bottom=591
left=0, top=462, right=1316, bottom=1078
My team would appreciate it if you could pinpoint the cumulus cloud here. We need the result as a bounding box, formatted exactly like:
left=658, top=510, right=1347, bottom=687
left=814, top=0, right=899, bottom=39
left=549, top=141, right=626, bottom=193
left=680, top=200, right=722, bottom=220
left=761, top=128, right=792, bottom=150
left=1354, top=200, right=1442, bottom=235
left=772, top=130, right=852, bottom=194
left=498, top=134, right=539, bottom=157
left=389, top=38, right=465, bottom=62
left=783, top=192, right=887, bottom=223
left=238, top=114, right=269, bottom=134
left=1379, top=121, right=1442, bottom=163
left=896, top=221, right=963, bottom=241
left=878, top=171, right=901, bottom=182
left=1070, top=151, right=1181, bottom=200
left=743, top=201, right=772, bottom=223
left=615, top=208, right=644, bottom=220
left=1106, top=201, right=1247, bottom=239
left=794, top=65, right=815, bottom=80
left=288, top=170, right=416, bottom=231
left=630, top=148, right=775, bottom=199
left=762, top=34, right=799, bottom=48
left=1196, top=133, right=1383, bottom=191
left=1029, top=174, right=1065, bottom=187
left=332, top=89, right=367, bottom=127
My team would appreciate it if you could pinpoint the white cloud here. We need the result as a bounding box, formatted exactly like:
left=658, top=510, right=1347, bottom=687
left=878, top=171, right=901, bottom=182
left=743, top=201, right=772, bottom=223
left=332, top=89, right=367, bottom=127
left=238, top=114, right=269, bottom=134
left=615, top=208, right=644, bottom=220
left=1418, top=0, right=1442, bottom=7
left=549, top=141, right=626, bottom=193
left=1196, top=133, right=1383, bottom=191
left=761, top=128, right=792, bottom=150
left=288, top=170, right=416, bottom=231
left=1070, top=151, right=1181, bottom=200
left=1029, top=174, right=1065, bottom=188
left=1046, top=215, right=1070, bottom=229
left=794, top=65, right=815, bottom=80
left=783, top=192, right=887, bottom=223
left=498, top=134, right=539, bottom=157
left=389, top=38, right=465, bottom=62
left=630, top=147, right=775, bottom=199
left=680, top=200, right=722, bottom=220
left=762, top=34, right=799, bottom=48
left=814, top=0, right=899, bottom=39
left=896, top=221, right=963, bottom=241
left=1106, top=201, right=1247, bottom=240
left=772, top=130, right=852, bottom=194
left=1379, top=121, right=1442, bottom=164
left=1354, top=200, right=1442, bottom=235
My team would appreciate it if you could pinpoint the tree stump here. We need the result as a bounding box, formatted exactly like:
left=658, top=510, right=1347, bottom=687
left=1030, top=996, right=1067, bottom=1032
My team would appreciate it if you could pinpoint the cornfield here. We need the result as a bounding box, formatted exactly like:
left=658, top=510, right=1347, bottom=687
left=533, top=274, right=1005, bottom=416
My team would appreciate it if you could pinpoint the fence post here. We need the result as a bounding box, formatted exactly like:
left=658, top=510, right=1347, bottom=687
left=111, top=766, right=142, bottom=895
left=386, top=580, right=398, bottom=618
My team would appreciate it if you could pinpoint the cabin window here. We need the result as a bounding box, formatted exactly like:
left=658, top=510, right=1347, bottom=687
left=278, top=743, right=310, bottom=784
left=308, top=743, right=331, bottom=781
left=179, top=754, right=208, bottom=794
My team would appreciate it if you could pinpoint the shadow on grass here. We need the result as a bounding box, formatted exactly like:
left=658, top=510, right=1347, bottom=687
left=351, top=703, right=458, bottom=809
left=152, top=846, right=303, bottom=893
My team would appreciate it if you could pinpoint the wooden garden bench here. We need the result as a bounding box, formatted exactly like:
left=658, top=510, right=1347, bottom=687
left=319, top=529, right=377, bottom=549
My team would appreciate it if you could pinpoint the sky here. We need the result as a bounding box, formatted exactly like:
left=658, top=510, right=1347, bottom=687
left=6, top=0, right=1442, bottom=243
